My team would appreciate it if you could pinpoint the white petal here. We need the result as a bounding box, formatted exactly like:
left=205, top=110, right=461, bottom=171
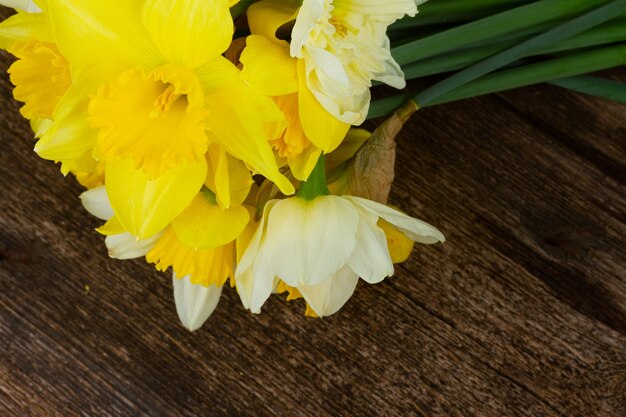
left=235, top=201, right=278, bottom=313
left=337, top=0, right=418, bottom=20
left=290, top=0, right=325, bottom=58
left=347, top=213, right=394, bottom=284
left=105, top=231, right=161, bottom=260
left=373, top=37, right=406, bottom=89
left=173, top=272, right=222, bottom=332
left=235, top=253, right=275, bottom=314
left=346, top=196, right=445, bottom=244
left=0, top=0, right=41, bottom=12
left=265, top=196, right=359, bottom=287
left=306, top=47, right=350, bottom=93
left=236, top=200, right=276, bottom=275
left=79, top=186, right=114, bottom=221
left=299, top=266, right=359, bottom=317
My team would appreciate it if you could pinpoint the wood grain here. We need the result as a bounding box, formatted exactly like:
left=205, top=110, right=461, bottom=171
left=1, top=12, right=625, bottom=417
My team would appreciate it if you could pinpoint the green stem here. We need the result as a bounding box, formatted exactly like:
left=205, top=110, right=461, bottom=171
left=391, top=0, right=613, bottom=66
left=296, top=154, right=329, bottom=200
left=413, top=0, right=626, bottom=107
left=402, top=18, right=626, bottom=80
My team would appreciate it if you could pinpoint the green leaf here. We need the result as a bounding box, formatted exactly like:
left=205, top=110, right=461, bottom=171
left=402, top=18, right=626, bottom=80
left=414, top=0, right=626, bottom=107
left=550, top=76, right=626, bottom=103
left=391, top=0, right=527, bottom=29
left=368, top=44, right=626, bottom=119
left=428, top=44, right=626, bottom=105
left=391, top=0, right=614, bottom=66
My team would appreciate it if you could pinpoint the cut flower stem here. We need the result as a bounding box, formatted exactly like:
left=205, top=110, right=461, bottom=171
left=296, top=155, right=330, bottom=201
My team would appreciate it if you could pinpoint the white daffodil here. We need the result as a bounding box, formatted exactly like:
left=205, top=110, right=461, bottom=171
left=0, top=0, right=41, bottom=12
left=290, top=0, right=424, bottom=124
left=235, top=157, right=443, bottom=317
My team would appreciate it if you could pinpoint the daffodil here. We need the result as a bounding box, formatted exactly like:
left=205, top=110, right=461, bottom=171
left=235, top=156, right=444, bottom=316
left=248, top=0, right=423, bottom=125
left=240, top=33, right=350, bottom=180
left=31, top=0, right=294, bottom=240
left=81, top=185, right=247, bottom=331
left=0, top=1, right=69, bottom=120
left=0, top=1, right=106, bottom=185
left=80, top=186, right=162, bottom=259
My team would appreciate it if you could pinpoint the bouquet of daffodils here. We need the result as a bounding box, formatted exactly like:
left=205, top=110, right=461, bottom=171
left=1, top=0, right=624, bottom=331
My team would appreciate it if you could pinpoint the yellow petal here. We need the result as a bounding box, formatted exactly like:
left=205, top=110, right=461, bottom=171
left=297, top=60, right=350, bottom=153
left=247, top=0, right=298, bottom=43
left=205, top=91, right=294, bottom=195
left=8, top=40, right=71, bottom=120
left=96, top=216, right=125, bottom=236
left=289, top=144, right=322, bottom=182
left=195, top=55, right=244, bottom=95
left=235, top=206, right=258, bottom=264
left=89, top=65, right=208, bottom=178
left=275, top=281, right=303, bottom=301
left=105, top=158, right=207, bottom=239
left=35, top=62, right=124, bottom=164
left=147, top=227, right=234, bottom=287
left=240, top=35, right=298, bottom=97
left=271, top=94, right=307, bottom=156
left=205, top=142, right=253, bottom=209
left=47, top=0, right=163, bottom=74
left=171, top=189, right=250, bottom=249
left=67, top=151, right=105, bottom=189
left=141, top=0, right=233, bottom=69
left=378, top=219, right=414, bottom=264
left=0, top=11, right=52, bottom=50
left=325, top=128, right=371, bottom=173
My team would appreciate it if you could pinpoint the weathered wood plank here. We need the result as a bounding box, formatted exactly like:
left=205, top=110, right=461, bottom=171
left=1, top=15, right=625, bottom=416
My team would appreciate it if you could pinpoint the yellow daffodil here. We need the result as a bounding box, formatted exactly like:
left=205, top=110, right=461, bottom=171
left=81, top=185, right=245, bottom=331
left=80, top=186, right=162, bottom=259
left=235, top=157, right=444, bottom=316
left=240, top=33, right=350, bottom=180
left=248, top=0, right=422, bottom=125
left=0, top=1, right=69, bottom=120
left=35, top=0, right=294, bottom=240
left=0, top=2, right=106, bottom=187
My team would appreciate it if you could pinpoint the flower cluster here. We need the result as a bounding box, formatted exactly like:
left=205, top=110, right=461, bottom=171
left=0, top=0, right=443, bottom=330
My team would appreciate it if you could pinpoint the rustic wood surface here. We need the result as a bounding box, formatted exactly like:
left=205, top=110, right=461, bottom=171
left=1, top=16, right=626, bottom=417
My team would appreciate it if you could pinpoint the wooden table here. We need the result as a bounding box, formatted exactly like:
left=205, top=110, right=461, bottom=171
left=1, top=25, right=625, bottom=417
